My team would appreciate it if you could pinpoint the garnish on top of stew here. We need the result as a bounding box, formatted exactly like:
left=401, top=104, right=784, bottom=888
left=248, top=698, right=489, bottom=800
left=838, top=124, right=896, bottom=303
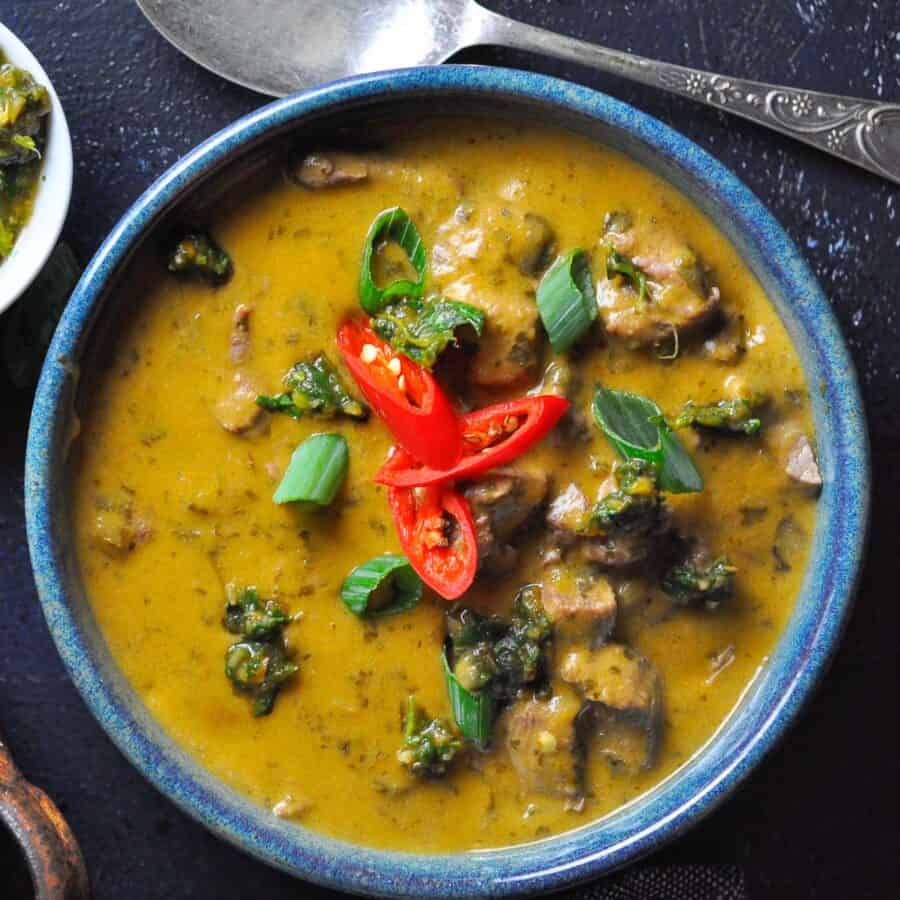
left=72, top=120, right=821, bottom=851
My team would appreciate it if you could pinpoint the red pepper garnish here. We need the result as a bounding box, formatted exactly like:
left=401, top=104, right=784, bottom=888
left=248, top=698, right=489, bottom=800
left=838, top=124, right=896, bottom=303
left=337, top=319, right=462, bottom=470
left=384, top=447, right=478, bottom=600
left=374, top=395, right=569, bottom=488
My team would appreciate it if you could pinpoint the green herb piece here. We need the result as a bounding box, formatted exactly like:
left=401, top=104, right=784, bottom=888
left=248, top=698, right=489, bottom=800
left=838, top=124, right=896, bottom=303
left=273, top=433, right=348, bottom=506
left=0, top=61, right=49, bottom=165
left=673, top=396, right=766, bottom=435
left=445, top=585, right=552, bottom=713
left=371, top=297, right=484, bottom=368
left=224, top=585, right=293, bottom=639
left=592, top=385, right=703, bottom=494
left=167, top=231, right=233, bottom=285
left=341, top=554, right=423, bottom=618
left=605, top=248, right=648, bottom=303
left=491, top=586, right=553, bottom=697
left=222, top=585, right=298, bottom=717
left=225, top=640, right=299, bottom=716
left=359, top=207, right=427, bottom=314
left=536, top=248, right=597, bottom=353
left=397, top=696, right=462, bottom=778
left=257, top=354, right=368, bottom=421
left=662, top=555, right=736, bottom=608
left=441, top=646, right=496, bottom=749
left=587, top=458, right=662, bottom=534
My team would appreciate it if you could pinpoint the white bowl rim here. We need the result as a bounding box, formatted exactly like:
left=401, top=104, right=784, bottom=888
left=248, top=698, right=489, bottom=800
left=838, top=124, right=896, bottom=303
left=0, top=20, right=73, bottom=315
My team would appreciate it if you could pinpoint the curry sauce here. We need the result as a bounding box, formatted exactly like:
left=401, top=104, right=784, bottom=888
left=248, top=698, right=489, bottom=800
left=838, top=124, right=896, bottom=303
left=71, top=120, right=818, bottom=852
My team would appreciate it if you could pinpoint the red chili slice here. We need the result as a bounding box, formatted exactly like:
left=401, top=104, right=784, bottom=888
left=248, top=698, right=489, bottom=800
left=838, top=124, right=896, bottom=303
left=337, top=318, right=462, bottom=470
left=384, top=447, right=478, bottom=600
left=374, top=395, right=569, bottom=488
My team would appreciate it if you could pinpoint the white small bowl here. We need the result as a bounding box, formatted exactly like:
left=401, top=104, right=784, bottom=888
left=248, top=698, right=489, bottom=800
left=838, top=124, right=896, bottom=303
left=0, top=22, right=72, bottom=315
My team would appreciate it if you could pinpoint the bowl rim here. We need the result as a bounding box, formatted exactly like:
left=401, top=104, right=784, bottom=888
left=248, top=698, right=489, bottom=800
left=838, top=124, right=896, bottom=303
left=0, top=21, right=73, bottom=315
left=25, top=65, right=870, bottom=898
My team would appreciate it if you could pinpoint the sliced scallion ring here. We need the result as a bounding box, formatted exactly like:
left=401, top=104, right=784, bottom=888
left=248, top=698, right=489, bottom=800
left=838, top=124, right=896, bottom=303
left=273, top=433, right=348, bottom=505
left=340, top=554, right=423, bottom=618
left=441, top=642, right=495, bottom=749
left=536, top=248, right=596, bottom=353
left=359, top=207, right=427, bottom=314
left=592, top=385, right=703, bottom=494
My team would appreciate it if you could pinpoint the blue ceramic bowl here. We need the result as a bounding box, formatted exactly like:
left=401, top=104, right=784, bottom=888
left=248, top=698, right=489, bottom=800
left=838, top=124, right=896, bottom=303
left=25, top=66, right=869, bottom=897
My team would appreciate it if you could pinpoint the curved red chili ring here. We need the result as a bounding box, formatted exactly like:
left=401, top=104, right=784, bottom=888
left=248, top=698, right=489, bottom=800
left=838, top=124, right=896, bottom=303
left=337, top=318, right=462, bottom=470
left=384, top=448, right=478, bottom=600
left=374, top=395, right=569, bottom=488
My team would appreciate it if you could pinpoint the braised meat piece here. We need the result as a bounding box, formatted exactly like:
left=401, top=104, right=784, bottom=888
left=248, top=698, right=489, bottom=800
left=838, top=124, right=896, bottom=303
left=293, top=151, right=369, bottom=189
left=559, top=643, right=660, bottom=720
left=541, top=565, right=617, bottom=644
left=432, top=205, right=547, bottom=388
left=545, top=461, right=669, bottom=569
left=464, top=467, right=549, bottom=574
left=597, top=211, right=721, bottom=347
left=785, top=434, right=822, bottom=488
left=504, top=684, right=584, bottom=799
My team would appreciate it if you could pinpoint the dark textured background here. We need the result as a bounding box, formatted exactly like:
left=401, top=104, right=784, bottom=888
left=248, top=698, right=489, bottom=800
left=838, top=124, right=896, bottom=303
left=0, top=1, right=897, bottom=897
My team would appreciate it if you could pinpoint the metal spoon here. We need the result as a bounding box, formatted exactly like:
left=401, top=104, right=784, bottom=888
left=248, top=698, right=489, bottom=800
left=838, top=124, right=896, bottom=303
left=137, top=0, right=900, bottom=185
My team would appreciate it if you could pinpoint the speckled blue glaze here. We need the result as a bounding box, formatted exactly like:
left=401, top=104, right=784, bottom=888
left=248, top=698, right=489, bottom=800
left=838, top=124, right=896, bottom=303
left=24, top=66, right=869, bottom=898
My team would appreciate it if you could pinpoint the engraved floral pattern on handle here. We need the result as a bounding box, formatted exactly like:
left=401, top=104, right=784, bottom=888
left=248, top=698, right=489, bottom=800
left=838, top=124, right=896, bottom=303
left=654, top=67, right=900, bottom=182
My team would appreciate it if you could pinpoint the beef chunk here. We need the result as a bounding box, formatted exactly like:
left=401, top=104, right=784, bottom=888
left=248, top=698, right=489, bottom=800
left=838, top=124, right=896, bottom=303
left=546, top=483, right=589, bottom=535
left=559, top=643, right=661, bottom=720
left=597, top=214, right=721, bottom=347
left=702, top=313, right=746, bottom=365
left=228, top=304, right=253, bottom=366
left=504, top=685, right=584, bottom=799
left=545, top=468, right=669, bottom=570
left=580, top=702, right=661, bottom=773
left=92, top=493, right=151, bottom=556
left=432, top=205, right=544, bottom=388
left=785, top=434, right=822, bottom=488
left=215, top=372, right=266, bottom=435
left=293, top=151, right=369, bottom=189
left=541, top=565, right=617, bottom=644
left=464, top=467, right=549, bottom=574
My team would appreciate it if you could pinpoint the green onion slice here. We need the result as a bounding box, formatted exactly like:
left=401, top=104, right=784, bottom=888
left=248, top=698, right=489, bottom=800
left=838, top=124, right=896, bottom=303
left=341, top=554, right=423, bottom=618
left=592, top=385, right=703, bottom=494
left=536, top=248, right=597, bottom=353
left=273, top=433, right=348, bottom=505
left=441, top=642, right=495, bottom=749
left=359, top=207, right=427, bottom=314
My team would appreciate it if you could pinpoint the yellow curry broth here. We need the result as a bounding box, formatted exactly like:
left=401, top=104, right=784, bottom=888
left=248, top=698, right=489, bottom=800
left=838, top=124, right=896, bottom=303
left=71, top=121, right=816, bottom=852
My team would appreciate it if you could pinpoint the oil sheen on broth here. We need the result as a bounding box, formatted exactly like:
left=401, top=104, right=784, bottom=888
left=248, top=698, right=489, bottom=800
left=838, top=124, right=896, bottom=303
left=71, top=120, right=819, bottom=852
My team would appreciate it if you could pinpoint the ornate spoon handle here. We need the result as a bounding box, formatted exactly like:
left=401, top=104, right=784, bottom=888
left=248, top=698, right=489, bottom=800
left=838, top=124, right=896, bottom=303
left=479, top=9, right=900, bottom=185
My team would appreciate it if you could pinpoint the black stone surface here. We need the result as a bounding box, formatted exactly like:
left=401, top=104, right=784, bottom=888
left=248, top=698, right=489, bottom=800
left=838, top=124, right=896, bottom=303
left=0, top=1, right=897, bottom=897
